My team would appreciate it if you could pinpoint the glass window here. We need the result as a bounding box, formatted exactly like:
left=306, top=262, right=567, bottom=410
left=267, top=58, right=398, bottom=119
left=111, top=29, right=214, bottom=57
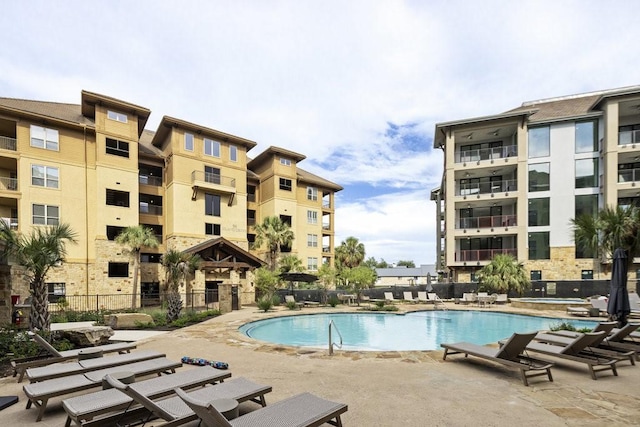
left=204, top=138, right=220, bottom=157
left=205, top=193, right=221, bottom=216
left=307, top=257, right=318, bottom=271
left=581, top=270, right=594, bottom=280
left=307, top=210, right=318, bottom=224
left=528, top=163, right=550, bottom=192
left=230, top=145, right=237, bottom=162
left=205, top=223, right=221, bottom=235
left=106, top=189, right=130, bottom=207
left=528, top=198, right=550, bottom=226
left=106, top=226, right=125, bottom=240
left=30, top=125, right=59, bottom=151
left=108, top=262, right=129, bottom=278
left=106, top=138, right=130, bottom=158
left=32, top=204, right=59, bottom=225
left=140, top=253, right=162, bottom=263
left=528, top=232, right=550, bottom=260
left=32, top=165, right=59, bottom=188
left=184, top=133, right=194, bottom=151
left=107, top=110, right=128, bottom=123
left=528, top=126, right=549, bottom=158
left=205, top=166, right=221, bottom=184
left=307, top=187, right=318, bottom=201
left=47, top=282, right=66, bottom=302
left=575, top=158, right=598, bottom=188
left=280, top=158, right=291, bottom=166
left=575, top=121, right=597, bottom=153
left=530, top=270, right=542, bottom=280
left=307, top=234, right=318, bottom=247
left=279, top=178, right=292, bottom=191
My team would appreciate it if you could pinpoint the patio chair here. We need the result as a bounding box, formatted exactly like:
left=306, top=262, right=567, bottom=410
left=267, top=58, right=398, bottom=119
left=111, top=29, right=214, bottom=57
left=384, top=292, right=397, bottom=304
left=26, top=349, right=165, bottom=382
left=12, top=332, right=136, bottom=382
left=523, top=332, right=618, bottom=380
left=284, top=295, right=304, bottom=309
left=566, top=298, right=607, bottom=317
left=403, top=291, right=417, bottom=303
left=460, top=293, right=477, bottom=305
left=175, top=388, right=348, bottom=427
left=417, top=291, right=432, bottom=304
left=23, top=357, right=181, bottom=422
left=62, top=366, right=231, bottom=427
left=441, top=331, right=554, bottom=386
left=102, top=374, right=272, bottom=427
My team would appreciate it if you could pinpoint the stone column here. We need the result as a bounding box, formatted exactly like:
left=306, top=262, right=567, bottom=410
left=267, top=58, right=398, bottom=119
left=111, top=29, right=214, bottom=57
left=218, top=283, right=232, bottom=314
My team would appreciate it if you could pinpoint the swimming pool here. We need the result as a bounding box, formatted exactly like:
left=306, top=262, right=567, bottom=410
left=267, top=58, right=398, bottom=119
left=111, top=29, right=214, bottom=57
left=239, top=312, right=597, bottom=351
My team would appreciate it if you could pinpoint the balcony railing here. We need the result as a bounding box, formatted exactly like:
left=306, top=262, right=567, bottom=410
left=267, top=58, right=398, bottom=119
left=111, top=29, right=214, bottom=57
left=191, top=171, right=236, bottom=189
left=247, top=218, right=256, bottom=226
left=0, top=136, right=17, bottom=151
left=322, top=223, right=331, bottom=230
left=323, top=201, right=331, bottom=209
left=456, top=179, right=517, bottom=196
left=323, top=246, right=331, bottom=253
left=139, top=175, right=162, bottom=186
left=455, top=145, right=517, bottom=163
left=456, top=248, right=517, bottom=262
left=139, top=204, right=163, bottom=215
left=247, top=193, right=256, bottom=202
left=619, top=130, right=640, bottom=146
left=458, top=214, right=517, bottom=229
left=0, top=177, right=18, bottom=191
left=618, top=168, right=640, bottom=183
left=1, top=217, right=18, bottom=230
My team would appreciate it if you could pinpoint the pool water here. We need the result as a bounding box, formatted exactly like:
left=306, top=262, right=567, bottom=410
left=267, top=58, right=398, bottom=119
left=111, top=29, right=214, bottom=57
left=239, top=312, right=597, bottom=351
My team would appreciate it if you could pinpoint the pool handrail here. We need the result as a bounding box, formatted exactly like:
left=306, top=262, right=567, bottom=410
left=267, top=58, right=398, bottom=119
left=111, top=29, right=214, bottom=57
left=329, top=320, right=343, bottom=355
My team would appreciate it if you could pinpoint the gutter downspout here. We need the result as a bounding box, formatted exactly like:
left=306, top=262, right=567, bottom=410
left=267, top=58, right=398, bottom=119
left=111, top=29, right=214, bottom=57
left=83, top=125, right=89, bottom=296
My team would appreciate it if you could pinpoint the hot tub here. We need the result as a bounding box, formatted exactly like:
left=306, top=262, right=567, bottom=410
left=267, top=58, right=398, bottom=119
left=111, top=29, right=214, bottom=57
left=510, top=298, right=589, bottom=311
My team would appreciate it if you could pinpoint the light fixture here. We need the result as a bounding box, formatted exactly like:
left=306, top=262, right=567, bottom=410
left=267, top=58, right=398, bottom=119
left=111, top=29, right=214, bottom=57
left=464, top=172, right=470, bottom=177
left=491, top=170, right=497, bottom=175
left=490, top=129, right=500, bottom=136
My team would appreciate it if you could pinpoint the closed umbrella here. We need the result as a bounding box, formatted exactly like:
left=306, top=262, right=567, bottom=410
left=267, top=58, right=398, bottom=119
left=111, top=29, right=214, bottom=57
left=607, top=248, right=631, bottom=327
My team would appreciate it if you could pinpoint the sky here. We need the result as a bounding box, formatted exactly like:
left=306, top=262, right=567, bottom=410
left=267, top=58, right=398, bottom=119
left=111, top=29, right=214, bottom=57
left=2, top=1, right=640, bottom=266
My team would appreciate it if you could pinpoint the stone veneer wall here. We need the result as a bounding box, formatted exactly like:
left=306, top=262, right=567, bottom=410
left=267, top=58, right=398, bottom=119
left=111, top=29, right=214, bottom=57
left=526, top=247, right=603, bottom=281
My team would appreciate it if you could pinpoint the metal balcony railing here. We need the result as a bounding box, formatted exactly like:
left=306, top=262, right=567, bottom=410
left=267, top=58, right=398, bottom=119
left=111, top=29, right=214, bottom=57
left=618, top=168, right=640, bottom=183
left=323, top=202, right=331, bottom=209
left=191, top=171, right=236, bottom=188
left=0, top=136, right=17, bottom=151
left=139, top=204, right=163, bottom=215
left=0, top=177, right=18, bottom=191
left=458, top=214, right=517, bottom=229
left=456, top=179, right=517, bottom=196
left=322, top=223, right=331, bottom=230
left=139, top=175, right=162, bottom=186
left=323, top=246, right=331, bottom=253
left=455, top=145, right=517, bottom=163
left=456, top=248, right=517, bottom=262
left=1, top=217, right=18, bottom=230
left=619, top=130, right=640, bottom=146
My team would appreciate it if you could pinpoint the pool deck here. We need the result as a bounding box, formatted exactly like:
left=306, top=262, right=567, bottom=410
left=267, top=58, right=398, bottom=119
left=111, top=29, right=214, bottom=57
left=2, top=302, right=640, bottom=426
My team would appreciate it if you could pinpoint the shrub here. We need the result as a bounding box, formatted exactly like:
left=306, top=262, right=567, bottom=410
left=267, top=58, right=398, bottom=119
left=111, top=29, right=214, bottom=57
left=366, top=305, right=399, bottom=312
left=549, top=321, right=577, bottom=332
left=286, top=301, right=299, bottom=310
left=257, top=296, right=274, bottom=312
left=271, top=295, right=281, bottom=307
left=375, top=300, right=385, bottom=309
left=327, top=296, right=339, bottom=307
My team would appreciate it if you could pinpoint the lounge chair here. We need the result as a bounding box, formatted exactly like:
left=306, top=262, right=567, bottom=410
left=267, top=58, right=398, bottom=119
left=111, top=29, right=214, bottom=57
left=441, top=331, right=554, bottom=386
left=403, top=291, right=417, bottom=303
left=62, top=367, right=232, bottom=427
left=26, top=349, right=165, bottom=382
left=284, top=295, right=304, bottom=309
left=12, top=333, right=136, bottom=382
left=460, top=293, right=477, bottom=305
left=566, top=298, right=607, bottom=317
left=175, top=388, right=348, bottom=427
left=551, top=322, right=640, bottom=354
left=417, top=291, right=432, bottom=304
left=523, top=332, right=618, bottom=380
left=99, top=374, right=272, bottom=427
left=23, top=357, right=181, bottom=421
left=495, top=294, right=509, bottom=304
left=384, top=292, right=397, bottom=304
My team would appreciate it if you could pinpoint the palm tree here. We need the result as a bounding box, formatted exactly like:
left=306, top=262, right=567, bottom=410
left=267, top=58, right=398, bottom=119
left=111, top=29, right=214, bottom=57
left=476, top=254, right=530, bottom=295
left=279, top=254, right=304, bottom=273
left=162, top=249, right=201, bottom=322
left=253, top=216, right=295, bottom=270
left=0, top=222, right=77, bottom=331
left=335, top=236, right=365, bottom=268
left=115, top=226, right=160, bottom=309
left=573, top=205, right=640, bottom=269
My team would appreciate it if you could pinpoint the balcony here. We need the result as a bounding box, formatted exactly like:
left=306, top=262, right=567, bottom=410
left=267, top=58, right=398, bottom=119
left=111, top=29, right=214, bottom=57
left=458, top=214, right=517, bottom=229
left=455, top=145, right=517, bottom=163
left=619, top=130, right=640, bottom=146
left=139, top=174, right=162, bottom=187
left=1, top=217, right=18, bottom=230
left=0, top=136, right=17, bottom=151
left=139, top=203, right=163, bottom=215
left=191, top=171, right=236, bottom=204
left=618, top=168, right=640, bottom=183
left=322, top=223, right=331, bottom=231
left=0, top=176, right=17, bottom=191
left=456, top=179, right=517, bottom=196
left=456, top=248, right=517, bottom=262
left=323, top=246, right=331, bottom=253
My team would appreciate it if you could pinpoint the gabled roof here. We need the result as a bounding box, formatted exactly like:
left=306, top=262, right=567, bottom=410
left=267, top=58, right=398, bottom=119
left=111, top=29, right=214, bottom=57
left=247, top=146, right=306, bottom=169
left=506, top=93, right=602, bottom=123
left=81, top=90, right=150, bottom=137
left=151, top=115, right=258, bottom=150
left=297, top=167, right=343, bottom=191
left=183, top=237, right=264, bottom=269
left=0, top=97, right=94, bottom=128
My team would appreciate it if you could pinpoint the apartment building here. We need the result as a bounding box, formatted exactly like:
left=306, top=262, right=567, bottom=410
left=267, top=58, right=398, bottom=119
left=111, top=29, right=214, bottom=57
left=0, top=90, right=341, bottom=319
left=432, top=85, right=640, bottom=283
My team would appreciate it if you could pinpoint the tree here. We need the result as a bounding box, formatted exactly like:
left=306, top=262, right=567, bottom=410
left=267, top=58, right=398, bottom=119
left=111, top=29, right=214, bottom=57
left=335, top=236, right=365, bottom=269
left=341, top=265, right=376, bottom=305
left=162, top=249, right=201, bottom=322
left=254, top=267, right=281, bottom=299
left=573, top=205, right=640, bottom=269
left=253, top=216, right=295, bottom=270
left=115, top=225, right=159, bottom=309
left=317, top=263, right=337, bottom=305
left=397, top=260, right=416, bottom=268
left=0, top=222, right=77, bottom=331
left=279, top=254, right=304, bottom=274
left=476, top=254, right=530, bottom=295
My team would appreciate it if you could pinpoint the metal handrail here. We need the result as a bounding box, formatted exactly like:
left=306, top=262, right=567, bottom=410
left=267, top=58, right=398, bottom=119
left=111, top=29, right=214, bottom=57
left=328, top=320, right=343, bottom=355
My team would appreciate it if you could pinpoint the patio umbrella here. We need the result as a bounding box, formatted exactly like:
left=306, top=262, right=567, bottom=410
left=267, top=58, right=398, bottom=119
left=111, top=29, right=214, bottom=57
left=607, top=248, right=631, bottom=327
left=279, top=272, right=318, bottom=294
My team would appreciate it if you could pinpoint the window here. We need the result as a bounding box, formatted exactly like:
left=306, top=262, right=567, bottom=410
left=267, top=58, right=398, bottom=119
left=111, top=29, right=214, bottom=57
left=247, top=185, right=256, bottom=202
left=106, top=189, right=130, bottom=207
left=530, top=270, right=542, bottom=280
left=205, top=166, right=221, bottom=184
left=280, top=157, right=291, bottom=166
left=31, top=165, right=59, bottom=188
left=107, top=110, right=128, bottom=123
left=307, top=210, right=318, bottom=224
left=30, top=125, right=59, bottom=151
left=528, top=163, right=549, bottom=192
left=528, top=232, right=550, bottom=260
left=47, top=282, right=66, bottom=303
left=205, top=193, right=221, bottom=216
left=106, top=226, right=125, bottom=240
left=279, top=178, right=292, bottom=191
left=139, top=194, right=163, bottom=215
left=204, top=138, right=220, bottom=157
left=108, top=262, right=129, bottom=277
left=247, top=209, right=256, bottom=226
left=307, top=234, right=318, bottom=247
left=581, top=270, right=594, bottom=280
left=575, top=121, right=597, bottom=153
left=184, top=133, right=194, bottom=151
left=575, top=158, right=598, bottom=188
left=280, top=215, right=292, bottom=227
left=205, top=223, right=221, bottom=235
left=33, top=204, right=59, bottom=225
left=229, top=145, right=237, bottom=162
left=141, top=223, right=162, bottom=243
left=528, top=198, right=550, bottom=226
left=141, top=253, right=162, bottom=263
left=106, top=138, right=130, bottom=158
left=528, top=126, right=549, bottom=158
left=307, top=186, right=318, bottom=201
left=575, top=194, right=598, bottom=258
left=307, top=257, right=318, bottom=271
left=139, top=164, right=163, bottom=186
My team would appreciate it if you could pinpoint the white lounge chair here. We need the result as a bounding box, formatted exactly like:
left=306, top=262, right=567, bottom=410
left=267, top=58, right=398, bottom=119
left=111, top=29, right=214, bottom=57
left=403, top=291, right=417, bottom=303
left=384, top=292, right=398, bottom=304
left=417, top=292, right=431, bottom=304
